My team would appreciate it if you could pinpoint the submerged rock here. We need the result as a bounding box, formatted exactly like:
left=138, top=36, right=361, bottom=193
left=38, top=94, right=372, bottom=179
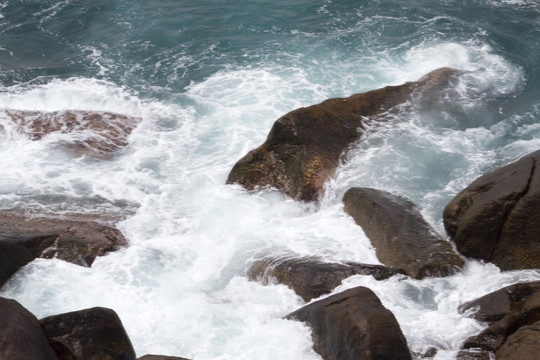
left=458, top=281, right=540, bottom=356
left=40, top=307, right=136, bottom=360
left=443, top=150, right=540, bottom=270
left=0, top=211, right=127, bottom=287
left=248, top=255, right=405, bottom=301
left=343, top=187, right=464, bottom=279
left=0, top=297, right=58, bottom=360
left=286, top=286, right=412, bottom=360
left=227, top=67, right=461, bottom=202
left=1, top=109, right=141, bottom=158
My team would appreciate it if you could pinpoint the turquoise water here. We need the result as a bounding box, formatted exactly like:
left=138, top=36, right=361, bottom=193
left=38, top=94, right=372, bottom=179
left=1, top=1, right=540, bottom=359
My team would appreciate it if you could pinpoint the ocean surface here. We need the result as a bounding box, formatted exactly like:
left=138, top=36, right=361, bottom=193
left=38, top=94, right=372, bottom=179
left=1, top=1, right=540, bottom=359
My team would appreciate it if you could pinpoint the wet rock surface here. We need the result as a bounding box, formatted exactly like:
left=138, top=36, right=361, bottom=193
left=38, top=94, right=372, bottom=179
left=248, top=255, right=405, bottom=301
left=286, top=286, right=412, bottom=360
left=0, top=211, right=127, bottom=287
left=227, top=67, right=461, bottom=202
left=458, top=281, right=540, bottom=357
left=0, top=297, right=58, bottom=360
left=1, top=110, right=141, bottom=158
left=343, top=187, right=464, bottom=279
left=40, top=307, right=137, bottom=360
left=443, top=150, right=540, bottom=270
left=0, top=297, right=193, bottom=360
left=494, top=320, right=540, bottom=360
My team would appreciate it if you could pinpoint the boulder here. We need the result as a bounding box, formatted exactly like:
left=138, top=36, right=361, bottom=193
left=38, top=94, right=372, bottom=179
left=458, top=281, right=540, bottom=355
left=461, top=315, right=520, bottom=353
left=137, top=356, right=191, bottom=360
left=0, top=211, right=128, bottom=287
left=286, top=286, right=412, bottom=360
left=247, top=255, right=405, bottom=301
left=494, top=320, right=540, bottom=360
left=227, top=67, right=461, bottom=202
left=40, top=306, right=136, bottom=360
left=343, top=187, right=464, bottom=279
left=443, top=150, right=540, bottom=270
left=2, top=110, right=141, bottom=158
left=0, top=233, right=43, bottom=287
left=458, top=281, right=540, bottom=323
left=0, top=297, right=58, bottom=360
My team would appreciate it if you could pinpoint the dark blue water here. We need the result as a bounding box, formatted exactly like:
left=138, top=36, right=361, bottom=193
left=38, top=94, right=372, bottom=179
left=0, top=1, right=539, bottom=359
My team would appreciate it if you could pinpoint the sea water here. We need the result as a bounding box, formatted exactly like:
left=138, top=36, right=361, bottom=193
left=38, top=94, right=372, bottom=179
left=1, top=1, right=540, bottom=359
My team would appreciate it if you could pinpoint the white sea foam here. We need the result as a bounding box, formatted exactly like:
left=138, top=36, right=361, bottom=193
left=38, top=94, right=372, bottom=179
left=0, top=33, right=539, bottom=360
left=0, top=70, right=379, bottom=358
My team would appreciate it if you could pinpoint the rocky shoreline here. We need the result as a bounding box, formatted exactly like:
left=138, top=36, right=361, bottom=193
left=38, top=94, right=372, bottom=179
left=1, top=69, right=539, bottom=359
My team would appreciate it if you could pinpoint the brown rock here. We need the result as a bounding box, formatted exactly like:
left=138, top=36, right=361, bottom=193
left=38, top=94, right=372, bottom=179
left=40, top=307, right=136, bottom=360
left=461, top=315, right=520, bottom=352
left=458, top=281, right=540, bottom=355
left=343, top=187, right=464, bottom=279
left=443, top=150, right=540, bottom=270
left=227, top=68, right=461, bottom=202
left=0, top=297, right=58, bottom=360
left=248, top=255, right=405, bottom=302
left=3, top=110, right=141, bottom=158
left=0, top=211, right=127, bottom=287
left=494, top=320, right=540, bottom=360
left=286, top=286, right=412, bottom=360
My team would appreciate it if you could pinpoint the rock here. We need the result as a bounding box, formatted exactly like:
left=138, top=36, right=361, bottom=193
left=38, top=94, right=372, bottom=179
left=247, top=255, right=405, bottom=301
left=0, top=297, right=58, bottom=360
left=40, top=306, right=136, bottom=360
left=343, top=187, right=465, bottom=279
left=137, top=356, right=191, bottom=360
left=227, top=67, right=461, bottom=202
left=0, top=233, right=42, bottom=287
left=458, top=281, right=540, bottom=355
left=458, top=281, right=540, bottom=323
left=0, top=211, right=127, bottom=287
left=456, top=349, right=492, bottom=360
left=461, top=315, right=520, bottom=352
left=286, top=286, right=412, bottom=360
left=494, top=320, right=540, bottom=360
left=2, top=110, right=141, bottom=158
left=443, top=150, right=540, bottom=270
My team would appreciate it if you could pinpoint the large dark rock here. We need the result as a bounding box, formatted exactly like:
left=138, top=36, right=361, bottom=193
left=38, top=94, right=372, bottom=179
left=0, top=211, right=128, bottom=287
left=247, top=255, right=405, bottom=301
left=227, top=68, right=461, bottom=202
left=343, top=187, right=465, bottom=279
left=458, top=281, right=540, bottom=323
left=40, top=307, right=136, bottom=360
left=286, top=286, right=412, bottom=360
left=2, top=110, right=141, bottom=158
left=443, top=150, right=540, bottom=270
left=494, top=320, right=540, bottom=360
left=458, top=281, right=540, bottom=355
left=0, top=297, right=58, bottom=360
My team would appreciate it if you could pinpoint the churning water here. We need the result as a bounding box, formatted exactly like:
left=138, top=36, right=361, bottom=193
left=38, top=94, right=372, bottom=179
left=1, top=1, right=540, bottom=359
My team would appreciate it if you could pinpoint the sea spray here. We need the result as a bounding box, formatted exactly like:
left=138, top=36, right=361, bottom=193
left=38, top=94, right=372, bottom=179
left=1, top=1, right=540, bottom=359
